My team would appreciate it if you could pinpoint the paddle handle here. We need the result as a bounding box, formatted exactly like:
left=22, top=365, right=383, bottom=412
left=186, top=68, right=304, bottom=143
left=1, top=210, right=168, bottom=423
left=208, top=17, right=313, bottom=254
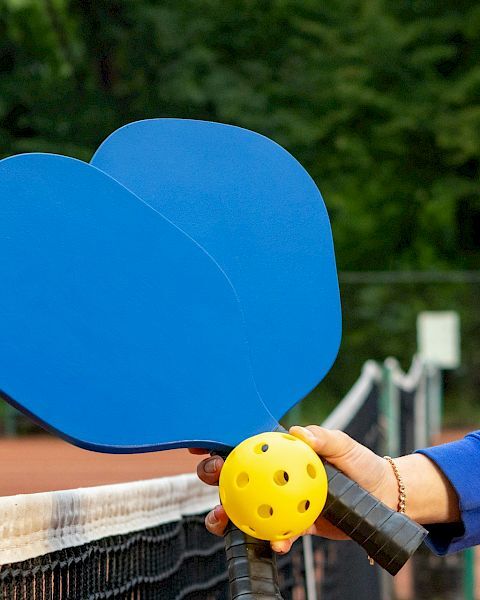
left=323, top=463, right=428, bottom=575
left=224, top=522, right=283, bottom=599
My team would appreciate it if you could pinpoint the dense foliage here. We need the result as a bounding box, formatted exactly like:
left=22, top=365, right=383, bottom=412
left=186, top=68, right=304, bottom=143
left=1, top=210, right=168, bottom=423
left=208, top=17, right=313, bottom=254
left=1, top=0, right=479, bottom=422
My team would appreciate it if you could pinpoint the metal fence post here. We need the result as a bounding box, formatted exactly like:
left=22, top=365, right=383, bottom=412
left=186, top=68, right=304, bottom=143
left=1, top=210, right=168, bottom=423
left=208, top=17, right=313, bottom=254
left=413, top=362, right=428, bottom=450
left=463, top=548, right=476, bottom=600
left=425, top=364, right=442, bottom=441
left=381, top=359, right=400, bottom=457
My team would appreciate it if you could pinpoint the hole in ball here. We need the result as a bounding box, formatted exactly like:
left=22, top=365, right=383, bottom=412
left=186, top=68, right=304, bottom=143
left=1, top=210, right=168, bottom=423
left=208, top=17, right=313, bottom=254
left=248, top=526, right=256, bottom=533
left=273, top=470, right=289, bottom=486
left=258, top=504, right=274, bottom=519
left=298, top=499, right=310, bottom=513
left=254, top=443, right=269, bottom=454
left=236, top=472, right=249, bottom=488
left=307, top=464, right=316, bottom=479
left=282, top=531, right=292, bottom=537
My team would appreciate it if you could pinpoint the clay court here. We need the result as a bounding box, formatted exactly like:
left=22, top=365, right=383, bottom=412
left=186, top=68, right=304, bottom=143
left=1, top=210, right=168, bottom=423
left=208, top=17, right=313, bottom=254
left=0, top=434, right=200, bottom=497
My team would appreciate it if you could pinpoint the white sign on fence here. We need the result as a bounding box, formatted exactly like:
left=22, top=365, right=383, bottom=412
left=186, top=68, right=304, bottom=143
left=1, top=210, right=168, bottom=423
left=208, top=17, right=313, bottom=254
left=417, top=311, right=461, bottom=369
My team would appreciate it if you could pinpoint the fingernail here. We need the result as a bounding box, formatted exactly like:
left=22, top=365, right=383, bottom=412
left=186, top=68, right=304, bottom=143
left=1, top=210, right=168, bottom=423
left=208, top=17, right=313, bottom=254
left=204, top=457, right=219, bottom=473
left=207, top=509, right=219, bottom=525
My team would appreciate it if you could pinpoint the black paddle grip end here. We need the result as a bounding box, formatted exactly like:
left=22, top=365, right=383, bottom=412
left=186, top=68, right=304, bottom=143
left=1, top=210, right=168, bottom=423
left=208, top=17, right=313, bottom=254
left=224, top=522, right=283, bottom=599
left=323, top=463, right=428, bottom=575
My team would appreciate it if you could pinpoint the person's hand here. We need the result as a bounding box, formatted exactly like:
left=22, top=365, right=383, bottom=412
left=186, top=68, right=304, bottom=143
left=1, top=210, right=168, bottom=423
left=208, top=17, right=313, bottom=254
left=189, top=425, right=398, bottom=553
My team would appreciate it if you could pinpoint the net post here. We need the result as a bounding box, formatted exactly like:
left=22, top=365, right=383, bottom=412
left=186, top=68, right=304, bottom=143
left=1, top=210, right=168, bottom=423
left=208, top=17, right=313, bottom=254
left=414, top=359, right=429, bottom=450
left=381, top=359, right=400, bottom=457
left=463, top=548, right=476, bottom=600
left=425, top=363, right=442, bottom=441
left=3, top=402, right=17, bottom=437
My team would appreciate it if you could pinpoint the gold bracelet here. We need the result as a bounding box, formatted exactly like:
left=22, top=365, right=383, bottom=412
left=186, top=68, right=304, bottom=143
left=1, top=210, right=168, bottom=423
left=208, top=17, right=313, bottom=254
left=368, top=456, right=406, bottom=566
left=383, top=455, right=406, bottom=514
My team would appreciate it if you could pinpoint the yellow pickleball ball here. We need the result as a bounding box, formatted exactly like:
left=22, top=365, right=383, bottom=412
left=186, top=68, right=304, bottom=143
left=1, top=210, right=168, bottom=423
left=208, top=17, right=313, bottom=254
left=219, top=432, right=328, bottom=541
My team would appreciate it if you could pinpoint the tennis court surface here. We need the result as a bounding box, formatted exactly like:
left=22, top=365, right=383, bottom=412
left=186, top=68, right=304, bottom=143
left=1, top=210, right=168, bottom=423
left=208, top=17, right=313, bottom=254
left=0, top=435, right=199, bottom=496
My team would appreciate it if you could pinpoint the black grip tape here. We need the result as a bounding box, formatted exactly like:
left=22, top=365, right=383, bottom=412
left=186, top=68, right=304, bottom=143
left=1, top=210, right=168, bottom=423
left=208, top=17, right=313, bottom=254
left=224, top=522, right=283, bottom=599
left=322, top=463, right=428, bottom=575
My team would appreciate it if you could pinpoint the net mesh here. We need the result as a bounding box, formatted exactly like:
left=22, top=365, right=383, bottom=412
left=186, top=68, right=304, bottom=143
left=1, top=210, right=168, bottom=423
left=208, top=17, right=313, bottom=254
left=0, top=517, right=228, bottom=600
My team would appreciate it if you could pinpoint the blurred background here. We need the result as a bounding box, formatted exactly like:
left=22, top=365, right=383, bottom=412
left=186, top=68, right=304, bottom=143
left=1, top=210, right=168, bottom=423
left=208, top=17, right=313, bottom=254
left=0, top=0, right=479, bottom=426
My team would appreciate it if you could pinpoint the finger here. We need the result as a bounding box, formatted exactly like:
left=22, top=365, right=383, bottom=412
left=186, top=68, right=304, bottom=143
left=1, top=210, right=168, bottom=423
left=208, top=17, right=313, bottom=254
left=205, top=505, right=229, bottom=536
left=270, top=524, right=318, bottom=554
left=271, top=515, right=351, bottom=553
left=196, top=455, right=224, bottom=486
left=311, top=516, right=350, bottom=540
left=271, top=534, right=300, bottom=554
left=188, top=448, right=210, bottom=455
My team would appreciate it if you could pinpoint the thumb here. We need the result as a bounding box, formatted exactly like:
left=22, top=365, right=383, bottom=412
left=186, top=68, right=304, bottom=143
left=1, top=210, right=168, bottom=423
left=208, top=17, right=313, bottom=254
left=290, top=425, right=361, bottom=462
left=289, top=425, right=387, bottom=491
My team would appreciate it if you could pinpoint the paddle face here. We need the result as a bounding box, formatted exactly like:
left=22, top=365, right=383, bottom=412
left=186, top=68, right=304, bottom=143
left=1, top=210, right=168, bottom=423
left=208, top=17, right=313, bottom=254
left=92, top=119, right=342, bottom=421
left=0, top=153, right=278, bottom=451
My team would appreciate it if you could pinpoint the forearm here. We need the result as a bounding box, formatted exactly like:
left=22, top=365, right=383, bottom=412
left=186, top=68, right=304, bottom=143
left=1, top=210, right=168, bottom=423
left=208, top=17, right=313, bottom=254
left=413, top=432, right=480, bottom=554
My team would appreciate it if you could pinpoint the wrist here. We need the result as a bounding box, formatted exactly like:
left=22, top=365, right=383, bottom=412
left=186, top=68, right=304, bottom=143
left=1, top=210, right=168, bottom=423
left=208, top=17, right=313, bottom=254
left=383, top=456, right=406, bottom=513
left=394, top=454, right=460, bottom=524
left=381, top=459, right=401, bottom=513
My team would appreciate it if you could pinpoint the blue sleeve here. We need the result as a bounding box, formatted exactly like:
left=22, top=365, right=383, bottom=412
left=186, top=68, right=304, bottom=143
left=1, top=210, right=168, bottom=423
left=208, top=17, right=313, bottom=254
left=415, top=430, right=480, bottom=555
